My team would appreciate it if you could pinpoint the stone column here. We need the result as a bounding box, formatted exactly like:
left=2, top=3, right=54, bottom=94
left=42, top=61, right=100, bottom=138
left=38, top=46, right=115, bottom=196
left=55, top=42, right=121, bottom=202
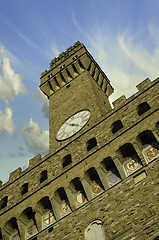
left=65, top=187, right=76, bottom=211
left=1, top=230, right=10, bottom=240
left=34, top=210, right=43, bottom=231
left=112, top=156, right=127, bottom=180
left=132, top=142, right=146, bottom=166
left=96, top=166, right=109, bottom=190
left=50, top=196, right=61, bottom=220
left=17, top=219, right=26, bottom=240
left=81, top=178, right=93, bottom=201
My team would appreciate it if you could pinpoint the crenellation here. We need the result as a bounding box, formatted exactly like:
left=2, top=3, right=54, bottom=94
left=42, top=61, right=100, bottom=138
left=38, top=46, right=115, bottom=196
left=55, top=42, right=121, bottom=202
left=112, top=95, right=127, bottom=109
left=9, top=167, right=22, bottom=182
left=28, top=154, right=41, bottom=168
left=136, top=78, right=151, bottom=91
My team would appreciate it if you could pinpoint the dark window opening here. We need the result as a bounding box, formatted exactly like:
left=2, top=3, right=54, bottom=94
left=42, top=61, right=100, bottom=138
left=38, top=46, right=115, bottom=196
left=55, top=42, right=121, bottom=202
left=70, top=178, right=87, bottom=200
left=39, top=196, right=53, bottom=212
left=40, top=170, right=48, bottom=183
left=24, top=207, right=36, bottom=221
left=102, top=157, right=116, bottom=171
left=21, top=183, right=28, bottom=195
left=48, top=226, right=53, bottom=233
left=85, top=167, right=104, bottom=190
left=139, top=130, right=158, bottom=146
left=112, top=120, right=123, bottom=134
left=71, top=178, right=83, bottom=192
left=0, top=196, right=8, bottom=210
left=137, top=102, right=151, bottom=116
left=55, top=188, right=68, bottom=201
left=101, top=157, right=121, bottom=179
left=8, top=217, right=19, bottom=229
left=62, top=154, right=72, bottom=168
left=119, top=143, right=137, bottom=158
left=86, top=138, right=97, bottom=151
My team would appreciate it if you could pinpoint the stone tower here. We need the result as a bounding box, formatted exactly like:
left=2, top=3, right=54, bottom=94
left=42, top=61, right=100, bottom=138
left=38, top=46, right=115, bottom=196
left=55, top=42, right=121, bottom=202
left=0, top=42, right=159, bottom=240
left=40, top=41, right=113, bottom=153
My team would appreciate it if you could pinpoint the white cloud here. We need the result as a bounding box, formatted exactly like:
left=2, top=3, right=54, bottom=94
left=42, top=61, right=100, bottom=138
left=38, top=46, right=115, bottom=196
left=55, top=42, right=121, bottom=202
left=35, top=88, right=49, bottom=118
left=0, top=107, right=16, bottom=136
left=20, top=118, right=49, bottom=155
left=0, top=46, right=27, bottom=103
left=78, top=25, right=159, bottom=102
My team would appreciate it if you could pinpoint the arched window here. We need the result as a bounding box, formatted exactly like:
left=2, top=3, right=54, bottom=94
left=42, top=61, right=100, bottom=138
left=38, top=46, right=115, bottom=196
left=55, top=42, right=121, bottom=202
left=4, top=217, right=21, bottom=239
left=118, top=143, right=142, bottom=176
left=111, top=120, right=123, bottom=134
left=20, top=207, right=38, bottom=238
left=62, top=154, right=72, bottom=168
left=36, top=196, right=56, bottom=229
left=54, top=188, right=72, bottom=218
left=70, top=178, right=87, bottom=207
left=137, top=102, right=151, bottom=116
left=137, top=130, right=159, bottom=163
left=86, top=138, right=97, bottom=151
left=85, top=168, right=104, bottom=198
left=101, top=157, right=121, bottom=187
left=85, top=220, right=105, bottom=240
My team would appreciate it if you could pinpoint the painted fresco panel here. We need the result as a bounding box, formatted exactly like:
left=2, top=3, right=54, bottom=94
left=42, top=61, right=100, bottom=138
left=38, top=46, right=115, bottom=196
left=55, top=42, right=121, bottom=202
left=123, top=155, right=142, bottom=176
left=61, top=201, right=71, bottom=217
left=92, top=182, right=104, bottom=198
left=43, top=211, right=55, bottom=228
left=142, top=143, right=159, bottom=162
left=76, top=191, right=87, bottom=208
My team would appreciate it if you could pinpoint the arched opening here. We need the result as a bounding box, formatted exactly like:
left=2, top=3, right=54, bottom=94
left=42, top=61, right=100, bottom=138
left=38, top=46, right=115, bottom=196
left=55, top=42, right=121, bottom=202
left=0, top=196, right=8, bottom=210
left=86, top=138, right=97, bottom=151
left=20, top=207, right=38, bottom=238
left=4, top=218, right=21, bottom=239
left=62, top=154, right=72, bottom=168
left=85, top=168, right=104, bottom=198
left=36, top=196, right=56, bottom=229
left=54, top=188, right=71, bottom=218
left=137, top=102, right=151, bottom=116
left=118, top=143, right=142, bottom=176
left=85, top=220, right=105, bottom=240
left=101, top=157, right=121, bottom=187
left=111, top=120, right=123, bottom=134
left=40, top=170, right=48, bottom=183
left=70, top=178, right=87, bottom=207
left=137, top=130, right=159, bottom=163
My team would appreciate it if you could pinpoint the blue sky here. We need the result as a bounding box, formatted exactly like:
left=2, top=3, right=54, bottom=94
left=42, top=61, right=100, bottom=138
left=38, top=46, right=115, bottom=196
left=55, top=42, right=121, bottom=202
left=0, top=0, right=159, bottom=183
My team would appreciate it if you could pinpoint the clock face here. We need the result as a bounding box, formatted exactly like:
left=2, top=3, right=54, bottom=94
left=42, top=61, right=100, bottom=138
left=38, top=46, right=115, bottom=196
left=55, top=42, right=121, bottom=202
left=56, top=110, right=90, bottom=140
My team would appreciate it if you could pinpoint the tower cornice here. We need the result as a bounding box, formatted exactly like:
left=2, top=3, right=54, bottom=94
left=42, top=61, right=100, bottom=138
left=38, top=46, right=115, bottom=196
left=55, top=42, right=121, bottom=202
left=40, top=41, right=114, bottom=98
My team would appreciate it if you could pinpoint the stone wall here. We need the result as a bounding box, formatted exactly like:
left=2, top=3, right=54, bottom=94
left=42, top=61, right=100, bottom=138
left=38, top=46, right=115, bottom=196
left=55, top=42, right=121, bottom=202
left=0, top=76, right=158, bottom=239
